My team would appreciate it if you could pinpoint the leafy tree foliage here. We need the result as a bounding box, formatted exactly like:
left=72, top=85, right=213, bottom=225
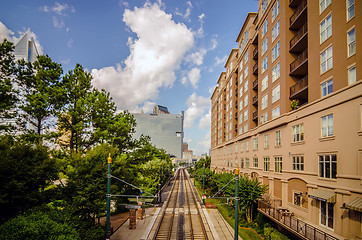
left=0, top=136, right=58, bottom=223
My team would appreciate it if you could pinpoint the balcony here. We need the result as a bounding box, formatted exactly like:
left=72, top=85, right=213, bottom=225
left=290, top=0, right=307, bottom=30
left=252, top=94, right=258, bottom=106
left=258, top=200, right=339, bottom=240
left=290, top=75, right=308, bottom=100
left=253, top=47, right=258, bottom=60
left=253, top=63, right=258, bottom=75
left=253, top=78, right=258, bottom=90
left=290, top=49, right=308, bottom=76
left=252, top=111, right=258, bottom=121
left=290, top=23, right=308, bottom=53
left=289, top=0, right=303, bottom=7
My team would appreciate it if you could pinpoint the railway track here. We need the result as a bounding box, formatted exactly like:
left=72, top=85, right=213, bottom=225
left=152, top=169, right=208, bottom=240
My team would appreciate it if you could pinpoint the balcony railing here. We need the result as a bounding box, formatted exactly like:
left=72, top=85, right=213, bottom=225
left=290, top=49, right=308, bottom=74
left=252, top=94, right=258, bottom=105
left=253, top=63, right=258, bottom=75
left=258, top=200, right=339, bottom=240
left=290, top=75, right=308, bottom=98
left=253, top=47, right=258, bottom=59
left=253, top=79, right=258, bottom=90
left=290, top=23, right=308, bottom=51
left=290, top=0, right=307, bottom=27
left=252, top=111, right=258, bottom=121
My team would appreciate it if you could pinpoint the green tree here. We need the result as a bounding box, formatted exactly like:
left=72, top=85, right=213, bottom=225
left=0, top=135, right=58, bottom=223
left=238, top=175, right=268, bottom=223
left=0, top=39, right=17, bottom=131
left=19, top=55, right=63, bottom=143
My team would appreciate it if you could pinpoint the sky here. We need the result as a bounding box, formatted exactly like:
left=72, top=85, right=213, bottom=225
left=0, top=0, right=258, bottom=155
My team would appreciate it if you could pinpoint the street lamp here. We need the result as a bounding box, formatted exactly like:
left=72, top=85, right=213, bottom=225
left=202, top=163, right=205, bottom=205
left=234, top=165, right=239, bottom=240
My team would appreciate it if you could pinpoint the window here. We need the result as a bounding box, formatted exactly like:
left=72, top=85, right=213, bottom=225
left=261, top=94, right=268, bottom=110
left=239, top=126, right=243, bottom=134
left=347, top=28, right=356, bottom=57
left=264, top=157, right=270, bottom=171
left=240, top=61, right=243, bottom=71
left=245, top=31, right=249, bottom=42
left=240, top=40, right=244, bottom=54
left=320, top=14, right=332, bottom=43
left=241, top=158, right=244, bottom=168
left=240, top=142, right=243, bottom=152
left=292, top=124, right=304, bottom=142
left=246, top=140, right=249, bottom=151
left=245, top=158, right=250, bottom=169
left=262, top=0, right=268, bottom=14
left=319, top=154, right=337, bottom=179
left=244, top=66, right=249, bottom=77
left=253, top=157, right=259, bottom=168
left=262, top=37, right=268, bottom=55
left=244, top=80, right=248, bottom=92
left=272, top=20, right=280, bottom=41
left=272, top=85, right=280, bottom=103
left=272, top=106, right=280, bottom=119
left=239, top=114, right=243, bottom=124
left=320, top=0, right=331, bottom=13
left=275, top=157, right=282, bottom=173
left=262, top=20, right=268, bottom=37
left=272, top=0, right=280, bottom=21
left=245, top=52, right=249, bottom=63
left=272, top=63, right=280, bottom=82
left=347, top=0, right=355, bottom=21
left=244, top=124, right=248, bottom=132
left=264, top=134, right=269, bottom=148
left=244, top=95, right=248, bottom=107
left=276, top=130, right=281, bottom=146
left=272, top=41, right=280, bottom=62
left=293, top=156, right=304, bottom=171
left=253, top=138, right=258, bottom=150
left=260, top=113, right=268, bottom=124
left=321, top=79, right=333, bottom=97
left=235, top=144, right=238, bottom=153
left=262, top=56, right=268, bottom=73
left=244, top=110, right=248, bottom=121
left=320, top=201, right=334, bottom=229
left=239, top=101, right=243, bottom=111
left=321, top=46, right=333, bottom=74
left=261, top=75, right=268, bottom=92
left=239, top=87, right=243, bottom=97
left=294, top=192, right=303, bottom=206
left=321, top=114, right=333, bottom=137
left=348, top=65, right=356, bottom=85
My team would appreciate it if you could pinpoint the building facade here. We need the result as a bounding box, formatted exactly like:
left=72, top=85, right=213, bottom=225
left=132, top=108, right=184, bottom=159
left=210, top=0, right=362, bottom=239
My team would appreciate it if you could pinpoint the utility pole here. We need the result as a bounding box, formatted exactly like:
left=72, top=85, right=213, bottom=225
left=202, top=163, right=205, bottom=205
left=106, top=154, right=112, bottom=240
left=234, top=165, right=239, bottom=240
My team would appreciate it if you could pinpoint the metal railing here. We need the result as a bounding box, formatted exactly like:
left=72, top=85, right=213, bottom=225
left=252, top=111, right=258, bottom=120
left=258, top=200, right=339, bottom=240
left=253, top=94, right=258, bottom=105
left=290, top=75, right=308, bottom=97
left=290, top=0, right=307, bottom=27
left=253, top=63, right=258, bottom=74
left=290, top=49, right=308, bottom=73
left=290, top=23, right=308, bottom=50
left=253, top=47, right=258, bottom=59
left=253, top=79, right=258, bottom=89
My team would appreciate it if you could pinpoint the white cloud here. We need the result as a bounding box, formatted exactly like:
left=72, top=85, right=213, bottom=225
left=188, top=68, right=201, bottom=89
left=91, top=2, right=194, bottom=112
left=67, top=38, right=74, bottom=48
left=40, top=2, right=75, bottom=30
left=215, top=55, right=227, bottom=66
left=199, top=109, right=210, bottom=129
left=186, top=48, right=207, bottom=66
left=184, top=93, right=209, bottom=128
left=199, top=131, right=211, bottom=149
left=52, top=16, right=65, bottom=29
left=198, top=13, right=205, bottom=22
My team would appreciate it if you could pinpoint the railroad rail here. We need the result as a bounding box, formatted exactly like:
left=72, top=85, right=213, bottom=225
left=152, top=168, right=208, bottom=240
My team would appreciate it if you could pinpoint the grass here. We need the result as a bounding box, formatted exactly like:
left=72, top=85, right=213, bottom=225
left=191, top=178, right=263, bottom=240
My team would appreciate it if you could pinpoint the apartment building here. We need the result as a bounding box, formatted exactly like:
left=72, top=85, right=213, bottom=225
left=210, top=0, right=362, bottom=239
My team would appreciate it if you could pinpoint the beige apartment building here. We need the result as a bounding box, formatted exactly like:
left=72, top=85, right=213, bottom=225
left=210, top=0, right=362, bottom=239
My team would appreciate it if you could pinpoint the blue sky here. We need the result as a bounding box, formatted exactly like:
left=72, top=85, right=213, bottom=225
left=0, top=0, right=258, bottom=155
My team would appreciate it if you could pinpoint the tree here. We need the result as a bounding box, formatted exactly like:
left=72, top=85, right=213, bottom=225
left=19, top=55, right=63, bottom=143
left=238, top=175, right=268, bottom=223
left=0, top=39, right=17, bottom=131
left=0, top=135, right=58, bottom=223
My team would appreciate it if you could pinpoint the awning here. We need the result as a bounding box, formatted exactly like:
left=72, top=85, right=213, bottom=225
left=345, top=197, right=362, bottom=212
left=308, top=189, right=336, bottom=203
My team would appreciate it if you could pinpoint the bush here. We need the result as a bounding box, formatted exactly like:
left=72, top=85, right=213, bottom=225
left=264, top=227, right=289, bottom=240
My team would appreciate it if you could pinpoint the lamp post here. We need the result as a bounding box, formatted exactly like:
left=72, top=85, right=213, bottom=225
left=159, top=162, right=162, bottom=203
left=106, top=154, right=112, bottom=240
left=202, top=163, right=205, bottom=205
left=234, top=165, right=239, bottom=240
